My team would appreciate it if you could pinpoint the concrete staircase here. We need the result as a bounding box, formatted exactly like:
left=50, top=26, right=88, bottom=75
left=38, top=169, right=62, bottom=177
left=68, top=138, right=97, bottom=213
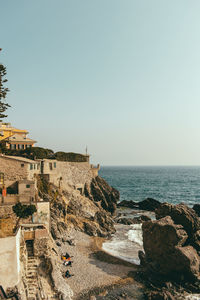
left=26, top=256, right=39, bottom=300
left=25, top=240, right=56, bottom=300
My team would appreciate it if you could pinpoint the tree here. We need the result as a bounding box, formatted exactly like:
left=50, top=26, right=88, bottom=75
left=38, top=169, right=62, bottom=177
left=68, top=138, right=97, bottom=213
left=12, top=202, right=37, bottom=231
left=0, top=49, right=10, bottom=119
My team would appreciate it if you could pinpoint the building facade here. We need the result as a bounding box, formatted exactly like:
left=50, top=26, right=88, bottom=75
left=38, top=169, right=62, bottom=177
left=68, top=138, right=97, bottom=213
left=0, top=122, right=36, bottom=150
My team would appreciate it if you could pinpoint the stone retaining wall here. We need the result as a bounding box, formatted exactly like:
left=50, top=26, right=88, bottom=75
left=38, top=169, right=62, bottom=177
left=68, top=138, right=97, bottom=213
left=42, top=160, right=98, bottom=189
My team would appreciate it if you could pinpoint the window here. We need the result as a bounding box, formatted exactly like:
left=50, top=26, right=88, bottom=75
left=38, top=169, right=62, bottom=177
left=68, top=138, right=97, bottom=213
left=11, top=144, right=16, bottom=150
left=49, top=163, right=53, bottom=170
left=26, top=184, right=30, bottom=188
left=30, top=164, right=33, bottom=170
left=21, top=164, right=24, bottom=168
left=54, top=162, right=56, bottom=168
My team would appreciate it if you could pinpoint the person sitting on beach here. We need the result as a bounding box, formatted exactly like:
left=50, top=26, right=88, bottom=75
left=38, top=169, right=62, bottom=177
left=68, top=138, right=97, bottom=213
left=65, top=270, right=74, bottom=278
left=65, top=252, right=70, bottom=259
left=62, top=253, right=73, bottom=261
left=63, top=260, right=73, bottom=267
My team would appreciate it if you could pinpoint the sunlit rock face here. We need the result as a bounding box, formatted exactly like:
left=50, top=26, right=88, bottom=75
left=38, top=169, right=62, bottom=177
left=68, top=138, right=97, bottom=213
left=140, top=203, right=200, bottom=282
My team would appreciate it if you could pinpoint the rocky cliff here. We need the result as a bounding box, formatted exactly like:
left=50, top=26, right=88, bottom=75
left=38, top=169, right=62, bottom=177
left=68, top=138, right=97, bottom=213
left=38, top=174, right=119, bottom=239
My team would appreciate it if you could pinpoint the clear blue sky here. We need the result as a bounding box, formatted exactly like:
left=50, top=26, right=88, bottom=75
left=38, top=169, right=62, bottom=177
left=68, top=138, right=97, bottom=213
left=1, top=0, right=200, bottom=165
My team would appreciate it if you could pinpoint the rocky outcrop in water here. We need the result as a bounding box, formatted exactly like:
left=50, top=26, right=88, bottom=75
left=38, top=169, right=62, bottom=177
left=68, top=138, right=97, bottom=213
left=140, top=203, right=200, bottom=284
left=118, top=198, right=161, bottom=211
left=117, top=200, right=139, bottom=209
left=139, top=198, right=161, bottom=211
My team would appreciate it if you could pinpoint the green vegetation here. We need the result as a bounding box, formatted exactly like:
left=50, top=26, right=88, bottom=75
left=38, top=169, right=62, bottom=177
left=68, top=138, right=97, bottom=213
left=12, top=202, right=37, bottom=232
left=0, top=146, right=88, bottom=162
left=0, top=50, right=10, bottom=119
left=13, top=202, right=37, bottom=219
left=55, top=151, right=88, bottom=162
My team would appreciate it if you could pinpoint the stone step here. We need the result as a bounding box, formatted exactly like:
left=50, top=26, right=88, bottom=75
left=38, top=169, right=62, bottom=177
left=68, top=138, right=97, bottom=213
left=26, top=275, right=37, bottom=282
left=27, top=257, right=35, bottom=261
left=28, top=288, right=36, bottom=291
left=27, top=266, right=37, bottom=269
left=28, top=289, right=37, bottom=296
left=27, top=270, right=37, bottom=274
left=28, top=259, right=37, bottom=262
left=27, top=274, right=37, bottom=278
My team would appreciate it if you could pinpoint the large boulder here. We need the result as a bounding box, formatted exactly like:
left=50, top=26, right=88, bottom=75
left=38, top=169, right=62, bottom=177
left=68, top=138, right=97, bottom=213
left=141, top=216, right=200, bottom=281
left=155, top=203, right=200, bottom=247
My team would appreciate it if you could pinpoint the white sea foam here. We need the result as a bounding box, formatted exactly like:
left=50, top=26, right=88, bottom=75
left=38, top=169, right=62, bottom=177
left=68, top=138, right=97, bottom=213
left=102, top=224, right=143, bottom=265
left=102, top=239, right=141, bottom=265
left=125, top=224, right=143, bottom=246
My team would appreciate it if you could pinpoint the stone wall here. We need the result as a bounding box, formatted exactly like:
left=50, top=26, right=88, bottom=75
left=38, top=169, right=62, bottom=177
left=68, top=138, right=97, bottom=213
left=0, top=194, right=34, bottom=204
left=0, top=156, right=29, bottom=186
left=0, top=228, right=21, bottom=290
left=18, top=180, right=35, bottom=197
left=0, top=156, right=39, bottom=187
left=42, top=160, right=98, bottom=189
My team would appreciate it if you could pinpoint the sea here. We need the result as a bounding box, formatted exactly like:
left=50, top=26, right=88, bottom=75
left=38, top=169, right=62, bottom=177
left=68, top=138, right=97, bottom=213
left=99, top=166, right=200, bottom=207
left=99, top=165, right=200, bottom=261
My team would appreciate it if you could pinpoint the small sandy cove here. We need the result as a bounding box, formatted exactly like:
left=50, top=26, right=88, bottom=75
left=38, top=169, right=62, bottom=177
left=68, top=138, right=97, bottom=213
left=59, top=230, right=143, bottom=299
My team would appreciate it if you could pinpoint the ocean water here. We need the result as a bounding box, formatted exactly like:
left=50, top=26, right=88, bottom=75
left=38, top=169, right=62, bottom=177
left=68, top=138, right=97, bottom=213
left=99, top=166, right=200, bottom=206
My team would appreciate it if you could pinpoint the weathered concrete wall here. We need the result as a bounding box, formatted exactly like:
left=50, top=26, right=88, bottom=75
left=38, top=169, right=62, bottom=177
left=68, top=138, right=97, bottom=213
left=0, top=156, right=29, bottom=186
left=33, top=202, right=50, bottom=230
left=0, top=156, right=39, bottom=187
left=0, top=194, right=35, bottom=204
left=42, top=160, right=98, bottom=189
left=0, top=228, right=21, bottom=290
left=18, top=180, right=35, bottom=197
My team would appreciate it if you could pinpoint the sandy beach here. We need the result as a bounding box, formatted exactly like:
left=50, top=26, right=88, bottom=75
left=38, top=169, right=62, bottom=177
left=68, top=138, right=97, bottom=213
left=58, top=230, right=144, bottom=299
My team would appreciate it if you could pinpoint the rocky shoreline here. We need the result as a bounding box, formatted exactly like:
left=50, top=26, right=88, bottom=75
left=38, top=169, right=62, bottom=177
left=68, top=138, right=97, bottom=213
left=115, top=199, right=200, bottom=300
left=52, top=203, right=200, bottom=300
left=9, top=175, right=200, bottom=300
left=44, top=175, right=200, bottom=299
